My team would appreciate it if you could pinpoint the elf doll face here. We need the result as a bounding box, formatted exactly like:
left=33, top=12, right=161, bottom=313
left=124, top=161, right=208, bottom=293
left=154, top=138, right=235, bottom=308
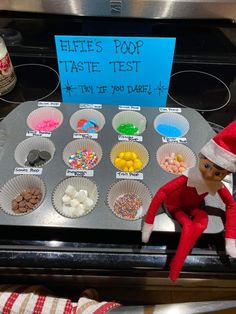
left=199, top=156, right=230, bottom=182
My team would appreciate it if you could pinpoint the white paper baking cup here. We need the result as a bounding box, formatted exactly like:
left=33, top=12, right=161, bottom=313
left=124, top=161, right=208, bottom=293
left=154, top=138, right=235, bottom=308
left=110, top=141, right=149, bottom=171
left=14, top=137, right=55, bottom=167
left=62, top=139, right=102, bottom=169
left=52, top=177, right=98, bottom=218
left=154, top=112, right=190, bottom=137
left=112, top=111, right=146, bottom=135
left=69, top=109, right=105, bottom=132
left=107, top=180, right=152, bottom=220
left=27, top=107, right=63, bottom=131
left=0, top=175, right=46, bottom=216
left=156, top=143, right=196, bottom=175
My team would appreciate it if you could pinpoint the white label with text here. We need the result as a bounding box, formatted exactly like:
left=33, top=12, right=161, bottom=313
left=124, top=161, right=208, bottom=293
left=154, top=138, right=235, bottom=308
left=118, top=105, right=140, bottom=111
left=162, top=137, right=187, bottom=143
left=116, top=171, right=143, bottom=180
left=73, top=132, right=98, bottom=139
left=66, top=169, right=94, bottom=177
left=14, top=167, right=43, bottom=175
left=118, top=135, right=142, bottom=142
left=26, top=130, right=52, bottom=138
left=79, top=104, right=102, bottom=109
left=38, top=101, right=61, bottom=107
left=159, top=107, right=181, bottom=113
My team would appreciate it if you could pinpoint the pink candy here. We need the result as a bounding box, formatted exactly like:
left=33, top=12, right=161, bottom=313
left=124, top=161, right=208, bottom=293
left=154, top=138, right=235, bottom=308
left=35, top=119, right=59, bottom=132
left=160, top=152, right=187, bottom=174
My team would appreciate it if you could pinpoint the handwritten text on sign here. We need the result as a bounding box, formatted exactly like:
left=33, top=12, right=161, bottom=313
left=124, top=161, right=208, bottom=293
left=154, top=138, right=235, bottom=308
left=55, top=36, right=176, bottom=106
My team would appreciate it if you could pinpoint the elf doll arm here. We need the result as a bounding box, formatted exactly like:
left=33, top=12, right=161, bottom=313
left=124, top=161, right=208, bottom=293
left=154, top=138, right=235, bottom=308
left=142, top=175, right=188, bottom=243
left=218, top=185, right=236, bottom=257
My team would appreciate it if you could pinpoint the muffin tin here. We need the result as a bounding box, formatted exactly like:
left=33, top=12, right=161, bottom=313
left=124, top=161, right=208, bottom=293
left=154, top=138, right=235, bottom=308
left=0, top=101, right=229, bottom=233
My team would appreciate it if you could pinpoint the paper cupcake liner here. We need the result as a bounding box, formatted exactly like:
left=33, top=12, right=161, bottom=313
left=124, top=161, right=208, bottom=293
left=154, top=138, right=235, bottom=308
left=27, top=107, right=63, bottom=131
left=154, top=112, right=190, bottom=137
left=52, top=177, right=98, bottom=218
left=110, top=141, right=149, bottom=171
left=112, top=111, right=146, bottom=135
left=62, top=139, right=102, bottom=169
left=69, top=109, right=105, bottom=132
left=14, top=137, right=55, bottom=167
left=156, top=143, right=196, bottom=175
left=107, top=180, right=152, bottom=220
left=0, top=175, right=46, bottom=216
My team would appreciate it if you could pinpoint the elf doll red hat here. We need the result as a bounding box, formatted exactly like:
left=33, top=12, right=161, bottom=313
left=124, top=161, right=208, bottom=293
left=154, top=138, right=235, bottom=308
left=200, top=120, right=236, bottom=173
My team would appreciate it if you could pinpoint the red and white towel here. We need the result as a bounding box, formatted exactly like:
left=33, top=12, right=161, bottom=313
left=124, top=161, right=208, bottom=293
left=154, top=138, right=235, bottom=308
left=0, top=285, right=120, bottom=314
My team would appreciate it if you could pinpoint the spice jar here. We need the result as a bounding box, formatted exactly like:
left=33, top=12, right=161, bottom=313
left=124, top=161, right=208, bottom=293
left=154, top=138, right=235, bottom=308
left=0, top=36, right=17, bottom=95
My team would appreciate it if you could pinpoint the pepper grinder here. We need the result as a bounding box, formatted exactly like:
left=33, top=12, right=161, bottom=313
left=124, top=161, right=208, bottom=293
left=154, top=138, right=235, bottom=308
left=0, top=36, right=17, bottom=96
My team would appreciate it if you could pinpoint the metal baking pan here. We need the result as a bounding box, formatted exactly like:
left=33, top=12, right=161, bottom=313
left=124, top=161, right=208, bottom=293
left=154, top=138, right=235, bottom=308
left=0, top=101, right=226, bottom=234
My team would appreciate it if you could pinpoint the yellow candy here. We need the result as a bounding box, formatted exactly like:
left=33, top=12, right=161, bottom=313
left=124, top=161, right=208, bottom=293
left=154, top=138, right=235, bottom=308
left=124, top=151, right=133, bottom=161
left=115, top=158, right=126, bottom=169
left=126, top=160, right=133, bottom=168
left=124, top=166, right=129, bottom=172
left=176, top=154, right=184, bottom=162
left=119, top=152, right=125, bottom=159
left=129, top=166, right=134, bottom=172
left=115, top=158, right=121, bottom=168
left=131, top=152, right=137, bottom=160
left=134, top=159, right=142, bottom=170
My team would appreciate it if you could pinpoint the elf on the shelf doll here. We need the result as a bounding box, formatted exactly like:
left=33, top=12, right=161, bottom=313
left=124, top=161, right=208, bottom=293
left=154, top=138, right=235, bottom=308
left=142, top=120, right=236, bottom=282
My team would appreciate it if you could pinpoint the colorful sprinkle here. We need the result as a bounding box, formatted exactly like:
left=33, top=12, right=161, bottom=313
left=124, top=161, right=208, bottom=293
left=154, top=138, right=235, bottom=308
left=113, top=192, right=143, bottom=219
left=68, top=149, right=98, bottom=169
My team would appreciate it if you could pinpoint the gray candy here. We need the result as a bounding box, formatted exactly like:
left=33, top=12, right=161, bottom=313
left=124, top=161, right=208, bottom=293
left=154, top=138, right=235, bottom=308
left=39, top=151, right=51, bottom=161
left=26, top=149, right=51, bottom=167
left=27, top=150, right=40, bottom=165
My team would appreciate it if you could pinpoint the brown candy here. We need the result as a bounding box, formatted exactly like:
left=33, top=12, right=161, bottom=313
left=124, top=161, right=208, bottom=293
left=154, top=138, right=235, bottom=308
left=15, top=195, right=23, bottom=202
left=24, top=194, right=32, bottom=201
left=11, top=187, right=42, bottom=214
left=34, top=189, right=41, bottom=196
left=29, top=198, right=38, bottom=204
left=11, top=200, right=19, bottom=210
left=18, top=201, right=26, bottom=207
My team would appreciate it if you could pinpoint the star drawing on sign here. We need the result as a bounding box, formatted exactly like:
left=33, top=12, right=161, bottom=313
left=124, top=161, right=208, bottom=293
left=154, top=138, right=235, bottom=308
left=62, top=80, right=77, bottom=96
left=154, top=81, right=167, bottom=96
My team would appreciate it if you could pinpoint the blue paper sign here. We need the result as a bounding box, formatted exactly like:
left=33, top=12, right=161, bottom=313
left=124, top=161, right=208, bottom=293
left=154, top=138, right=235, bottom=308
left=55, top=35, right=176, bottom=106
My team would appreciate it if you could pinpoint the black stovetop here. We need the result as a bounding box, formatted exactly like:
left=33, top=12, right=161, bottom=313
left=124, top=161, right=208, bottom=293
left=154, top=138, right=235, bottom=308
left=0, top=14, right=236, bottom=277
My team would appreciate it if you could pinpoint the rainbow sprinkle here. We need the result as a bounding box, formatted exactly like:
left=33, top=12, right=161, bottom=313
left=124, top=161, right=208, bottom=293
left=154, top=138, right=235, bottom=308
left=68, top=149, right=98, bottom=169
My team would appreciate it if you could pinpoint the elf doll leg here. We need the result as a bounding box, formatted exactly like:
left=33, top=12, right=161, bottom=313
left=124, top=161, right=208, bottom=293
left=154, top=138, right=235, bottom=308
left=169, top=208, right=208, bottom=282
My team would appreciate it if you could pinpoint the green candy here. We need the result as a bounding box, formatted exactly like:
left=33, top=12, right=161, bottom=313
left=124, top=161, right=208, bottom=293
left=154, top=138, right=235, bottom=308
left=117, top=123, right=139, bottom=135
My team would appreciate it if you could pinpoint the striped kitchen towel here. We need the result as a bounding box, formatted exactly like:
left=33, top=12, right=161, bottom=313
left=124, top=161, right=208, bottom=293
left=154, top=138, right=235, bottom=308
left=0, top=285, right=121, bottom=314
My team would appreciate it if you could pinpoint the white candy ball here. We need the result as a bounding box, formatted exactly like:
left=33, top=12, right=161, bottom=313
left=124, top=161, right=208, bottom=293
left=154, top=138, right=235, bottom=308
left=62, top=205, right=72, bottom=214
left=65, top=185, right=76, bottom=197
left=85, top=197, right=94, bottom=208
left=76, top=204, right=86, bottom=216
left=62, top=194, right=71, bottom=205
left=70, top=198, right=79, bottom=208
left=76, top=190, right=88, bottom=202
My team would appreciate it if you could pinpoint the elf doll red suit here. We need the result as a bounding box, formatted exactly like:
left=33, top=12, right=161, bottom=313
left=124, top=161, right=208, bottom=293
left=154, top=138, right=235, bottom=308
left=142, top=120, right=236, bottom=282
